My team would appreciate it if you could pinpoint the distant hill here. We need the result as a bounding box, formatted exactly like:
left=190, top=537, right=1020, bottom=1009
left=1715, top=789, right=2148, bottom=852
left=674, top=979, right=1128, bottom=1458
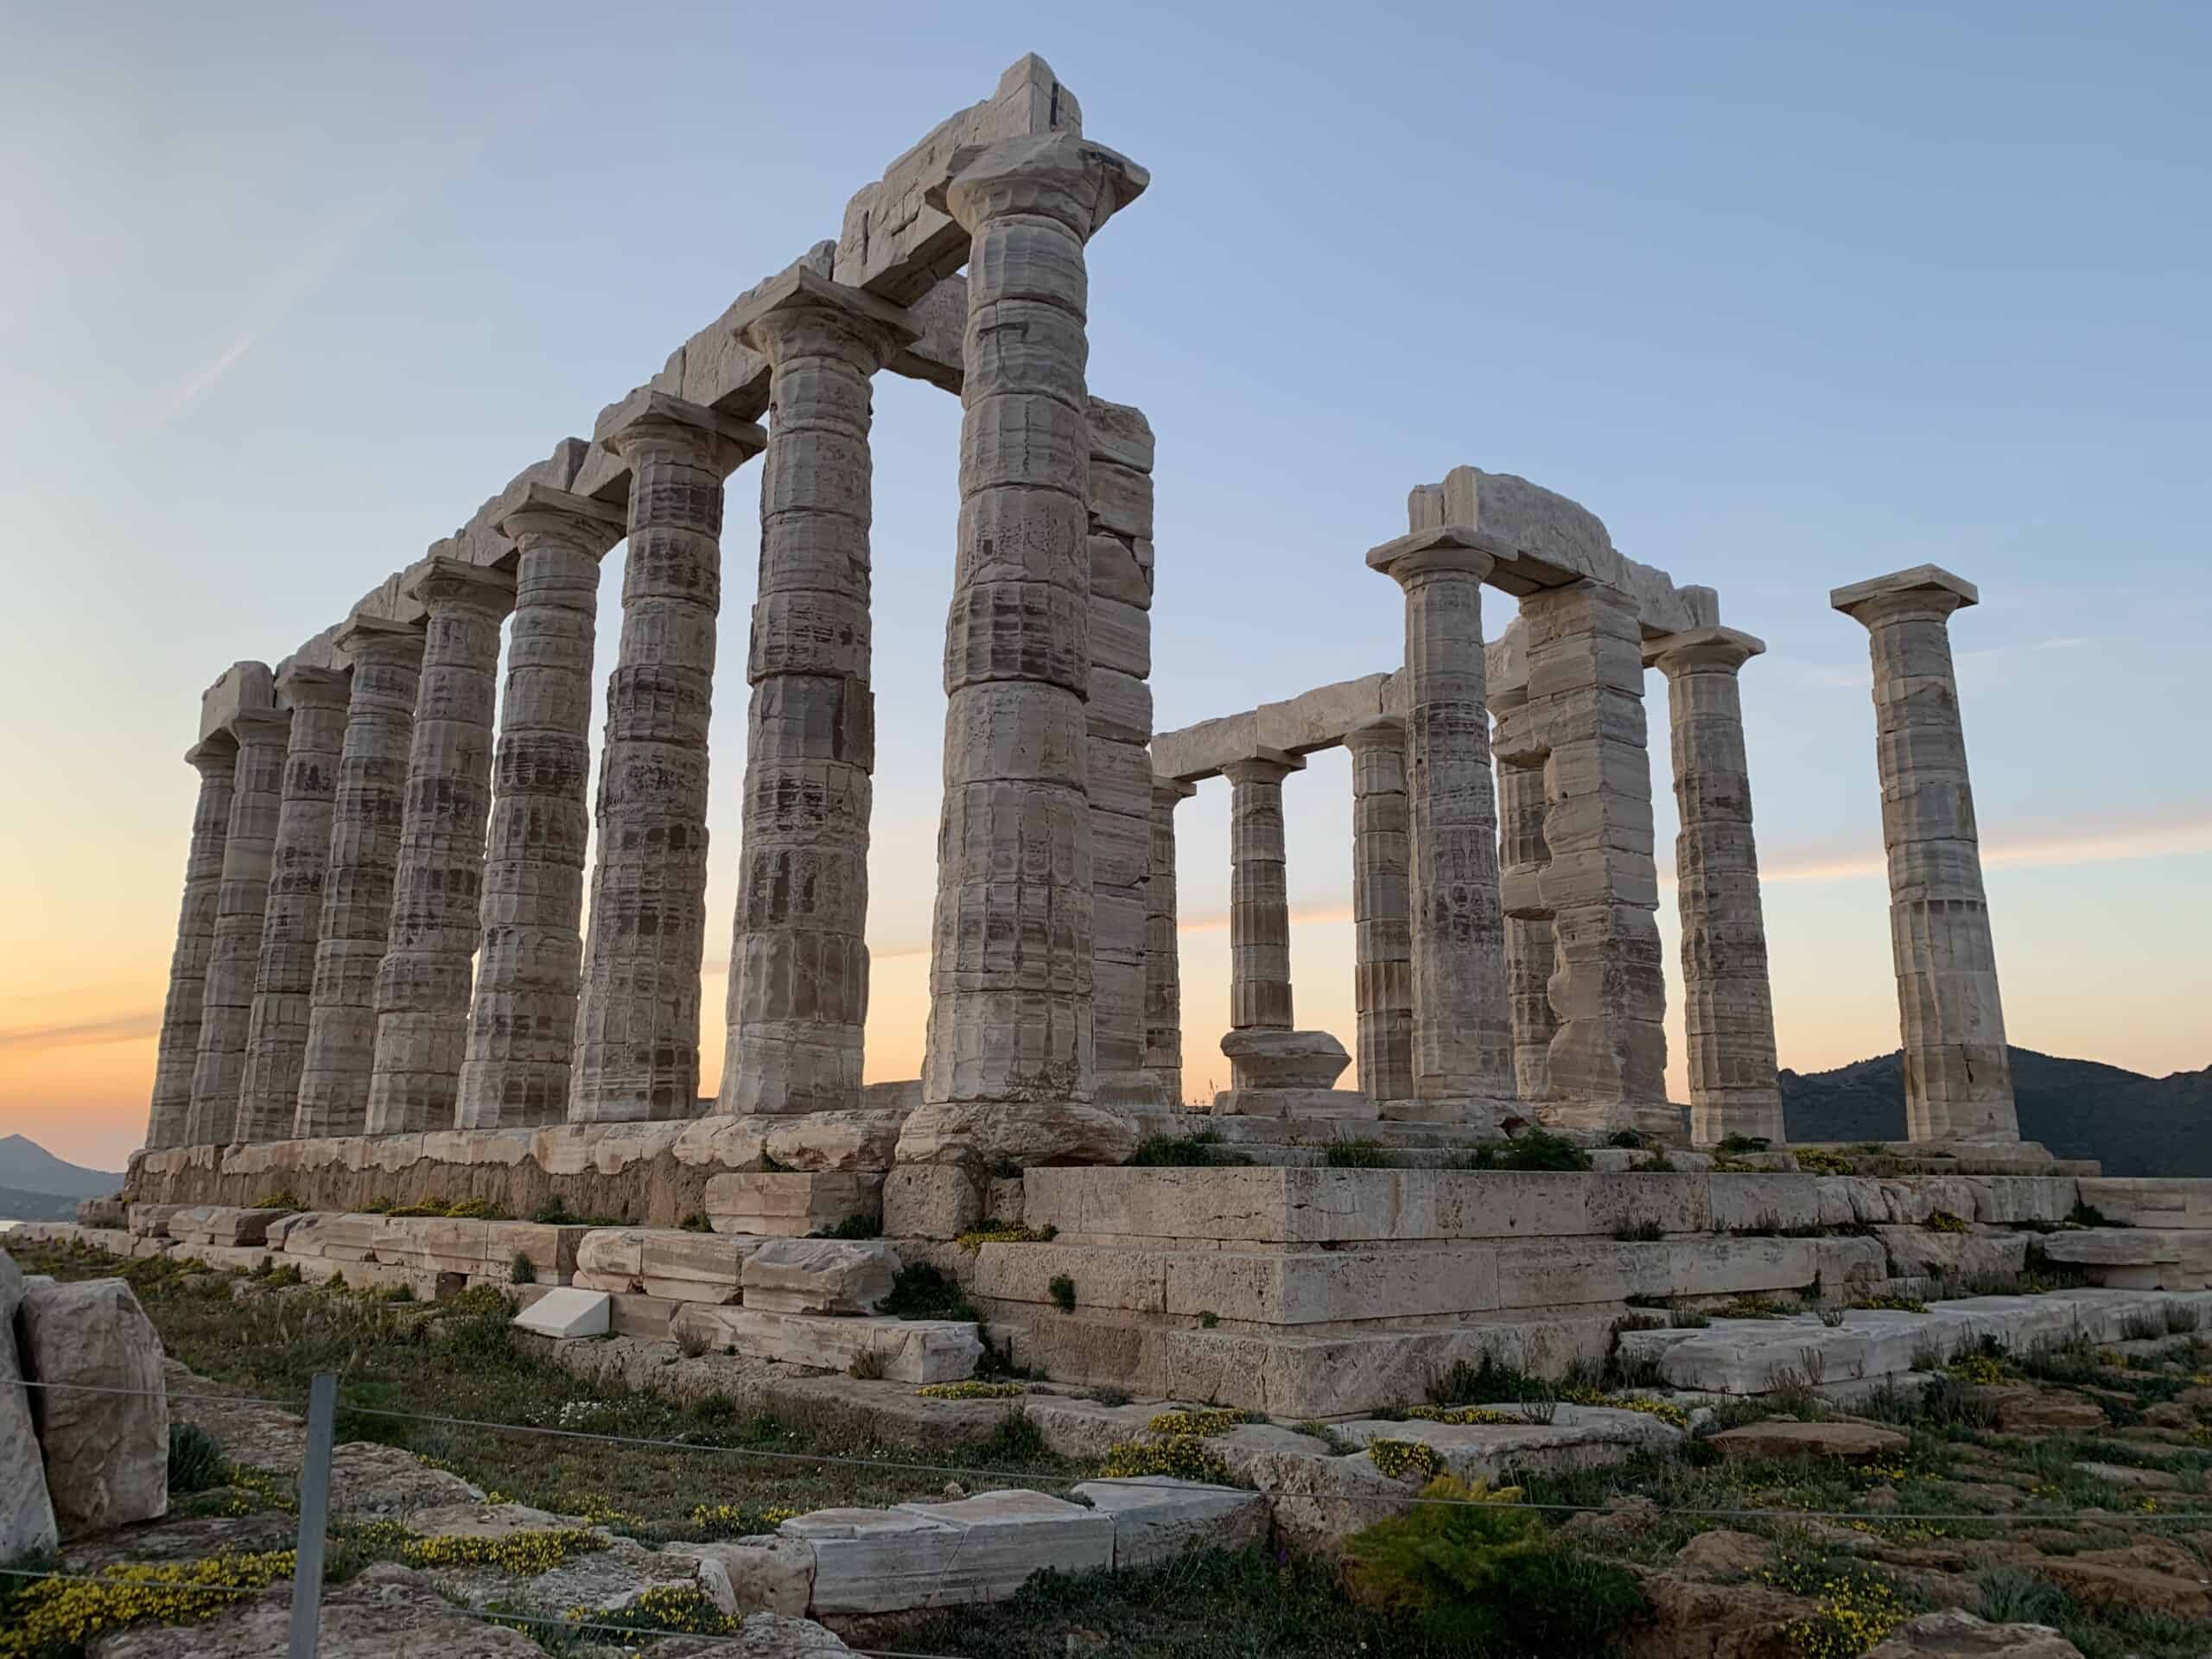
left=0, top=1185, right=92, bottom=1224
left=1781, top=1047, right=2212, bottom=1177
left=0, top=1134, right=124, bottom=1200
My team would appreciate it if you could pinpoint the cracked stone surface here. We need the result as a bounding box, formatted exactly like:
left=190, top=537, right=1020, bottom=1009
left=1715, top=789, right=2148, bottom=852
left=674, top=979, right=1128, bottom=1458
left=146, top=741, right=238, bottom=1149
left=1223, top=751, right=1302, bottom=1076
left=1141, top=779, right=1193, bottom=1105
left=1491, top=683, right=1557, bottom=1105
left=1346, top=716, right=1413, bottom=1104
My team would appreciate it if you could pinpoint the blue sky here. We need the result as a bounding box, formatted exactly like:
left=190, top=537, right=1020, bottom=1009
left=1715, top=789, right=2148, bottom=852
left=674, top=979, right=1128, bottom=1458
left=3, top=0, right=2206, bottom=1165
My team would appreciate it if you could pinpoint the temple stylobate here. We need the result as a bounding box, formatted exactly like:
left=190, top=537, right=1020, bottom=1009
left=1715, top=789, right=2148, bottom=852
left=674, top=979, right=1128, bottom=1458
left=143, top=54, right=2021, bottom=1184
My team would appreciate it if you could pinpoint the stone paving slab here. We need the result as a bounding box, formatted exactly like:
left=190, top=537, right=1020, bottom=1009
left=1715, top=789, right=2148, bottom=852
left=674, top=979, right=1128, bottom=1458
left=674, top=1307, right=981, bottom=1383
left=786, top=1489, right=1112, bottom=1614
left=1070, top=1477, right=1268, bottom=1567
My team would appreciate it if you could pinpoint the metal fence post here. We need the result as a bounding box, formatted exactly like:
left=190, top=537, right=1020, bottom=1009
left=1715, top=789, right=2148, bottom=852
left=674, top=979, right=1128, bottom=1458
left=286, top=1371, right=337, bottom=1659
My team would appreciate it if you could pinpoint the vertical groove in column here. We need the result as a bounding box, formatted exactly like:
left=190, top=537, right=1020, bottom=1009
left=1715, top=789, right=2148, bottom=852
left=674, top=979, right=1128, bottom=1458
left=456, top=491, right=623, bottom=1130
left=1141, top=778, right=1192, bottom=1106
left=235, top=668, right=351, bottom=1142
left=1493, top=683, right=1558, bottom=1107
left=296, top=620, right=425, bottom=1138
left=1653, top=629, right=1783, bottom=1146
left=1224, top=754, right=1300, bottom=1077
left=1834, top=569, right=2016, bottom=1142
left=1347, top=718, right=1414, bottom=1105
left=185, top=707, right=291, bottom=1145
left=145, top=741, right=238, bottom=1149
left=365, top=560, right=514, bottom=1135
left=570, top=394, right=760, bottom=1124
left=721, top=278, right=912, bottom=1117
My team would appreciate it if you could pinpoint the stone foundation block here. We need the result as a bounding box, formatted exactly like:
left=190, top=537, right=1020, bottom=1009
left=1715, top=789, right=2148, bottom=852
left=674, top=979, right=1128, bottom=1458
left=881, top=1166, right=983, bottom=1239
left=2075, top=1179, right=2212, bottom=1230
left=1070, top=1478, right=1267, bottom=1567
left=1707, top=1175, right=1821, bottom=1234
left=673, top=1307, right=981, bottom=1383
left=789, top=1489, right=1112, bottom=1615
left=127, top=1204, right=189, bottom=1239
left=742, top=1239, right=901, bottom=1315
left=573, top=1228, right=759, bottom=1302
left=1209, top=1088, right=1375, bottom=1119
left=165, top=1205, right=281, bottom=1249
left=2040, top=1230, right=2212, bottom=1289
left=1875, top=1226, right=2031, bottom=1282
left=704, top=1172, right=883, bottom=1236
left=512, top=1287, right=610, bottom=1339
left=1962, top=1176, right=2078, bottom=1225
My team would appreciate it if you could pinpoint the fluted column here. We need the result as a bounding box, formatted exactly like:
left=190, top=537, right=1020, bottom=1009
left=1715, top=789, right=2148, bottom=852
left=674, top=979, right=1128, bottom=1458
left=569, top=391, right=763, bottom=1123
left=1347, top=718, right=1414, bottom=1105
left=1649, top=626, right=1783, bottom=1145
left=365, top=558, right=515, bottom=1135
left=1492, top=683, right=1558, bottom=1104
left=296, top=618, right=425, bottom=1138
left=185, top=705, right=290, bottom=1145
left=1833, top=565, right=2017, bottom=1142
left=916, top=132, right=1147, bottom=1129
left=454, top=486, right=626, bottom=1129
left=1224, top=751, right=1301, bottom=1084
left=144, top=741, right=238, bottom=1149
left=1365, top=527, right=1515, bottom=1108
left=1141, top=778, right=1194, bottom=1106
left=720, top=271, right=916, bottom=1117
left=234, top=666, right=350, bottom=1141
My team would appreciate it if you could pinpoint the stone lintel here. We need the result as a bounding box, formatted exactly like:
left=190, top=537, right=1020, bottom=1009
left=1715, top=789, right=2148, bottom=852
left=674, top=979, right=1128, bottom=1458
left=1830, top=563, right=1980, bottom=618
left=1151, top=673, right=1398, bottom=783
left=274, top=663, right=350, bottom=709
left=1643, top=625, right=1767, bottom=672
left=723, top=263, right=923, bottom=349
left=489, top=480, right=629, bottom=550
left=197, top=661, right=276, bottom=746
left=403, top=555, right=517, bottom=613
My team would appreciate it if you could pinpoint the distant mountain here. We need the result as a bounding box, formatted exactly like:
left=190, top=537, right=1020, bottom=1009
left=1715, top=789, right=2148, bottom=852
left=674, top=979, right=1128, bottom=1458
left=0, top=1134, right=124, bottom=1199
left=1781, top=1048, right=2212, bottom=1177
left=0, top=1185, right=91, bottom=1224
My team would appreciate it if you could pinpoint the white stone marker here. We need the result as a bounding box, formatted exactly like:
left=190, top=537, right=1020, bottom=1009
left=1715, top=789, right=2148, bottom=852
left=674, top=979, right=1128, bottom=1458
left=144, top=740, right=238, bottom=1149
left=1832, top=565, right=2018, bottom=1142
left=512, top=1286, right=611, bottom=1340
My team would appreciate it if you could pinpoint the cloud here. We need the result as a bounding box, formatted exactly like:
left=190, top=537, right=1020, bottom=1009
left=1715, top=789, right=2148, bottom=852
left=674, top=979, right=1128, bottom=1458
left=0, top=1011, right=160, bottom=1052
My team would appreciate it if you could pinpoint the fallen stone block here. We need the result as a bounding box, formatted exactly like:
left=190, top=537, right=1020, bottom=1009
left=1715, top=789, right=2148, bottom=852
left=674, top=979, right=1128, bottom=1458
left=674, top=1307, right=980, bottom=1384
left=671, top=1534, right=817, bottom=1618
left=512, top=1287, right=611, bottom=1340
left=705, top=1172, right=884, bottom=1237
left=1070, top=1476, right=1267, bottom=1567
left=790, top=1489, right=1112, bottom=1614
left=574, top=1228, right=758, bottom=1302
left=742, top=1239, right=900, bottom=1315
left=166, top=1205, right=281, bottom=1249
left=1708, top=1420, right=1908, bottom=1464
left=0, top=1249, right=60, bottom=1560
left=126, top=1204, right=189, bottom=1239
left=19, top=1274, right=168, bottom=1535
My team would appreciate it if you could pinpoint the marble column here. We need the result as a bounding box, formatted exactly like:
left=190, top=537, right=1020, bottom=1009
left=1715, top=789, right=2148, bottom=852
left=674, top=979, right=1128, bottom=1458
left=569, top=392, right=763, bottom=1123
left=1521, top=580, right=1668, bottom=1128
left=916, top=133, right=1147, bottom=1128
left=1491, top=683, right=1558, bottom=1104
left=1224, top=751, right=1302, bottom=1083
left=1364, top=527, right=1516, bottom=1107
left=1832, top=565, right=2017, bottom=1142
left=1346, top=718, right=1414, bottom=1104
left=454, top=486, right=626, bottom=1130
left=234, top=666, right=350, bottom=1142
left=365, top=559, right=515, bottom=1135
left=1141, top=778, right=1194, bottom=1107
left=718, top=271, right=915, bottom=1117
left=184, top=705, right=290, bottom=1145
left=296, top=618, right=426, bottom=1138
left=1648, top=626, right=1783, bottom=1146
left=144, top=741, right=238, bottom=1149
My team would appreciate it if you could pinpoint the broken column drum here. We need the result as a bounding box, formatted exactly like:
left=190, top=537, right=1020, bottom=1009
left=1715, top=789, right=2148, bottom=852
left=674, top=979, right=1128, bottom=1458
left=1832, top=566, right=2018, bottom=1142
left=1346, top=717, right=1414, bottom=1105
left=721, top=274, right=916, bottom=1116
left=184, top=704, right=290, bottom=1146
left=455, top=487, right=627, bottom=1130
left=143, top=741, right=238, bottom=1149
left=235, top=665, right=351, bottom=1142
left=365, top=559, right=515, bottom=1135
left=294, top=618, right=426, bottom=1138
left=569, top=394, right=763, bottom=1123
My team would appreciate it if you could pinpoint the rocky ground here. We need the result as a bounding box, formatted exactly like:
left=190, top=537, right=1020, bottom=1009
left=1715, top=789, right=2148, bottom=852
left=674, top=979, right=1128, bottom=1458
left=4, top=1237, right=2209, bottom=1657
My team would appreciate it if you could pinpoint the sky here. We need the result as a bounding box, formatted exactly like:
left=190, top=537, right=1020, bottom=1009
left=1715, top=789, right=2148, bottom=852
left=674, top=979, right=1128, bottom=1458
left=2, top=0, right=2206, bottom=1171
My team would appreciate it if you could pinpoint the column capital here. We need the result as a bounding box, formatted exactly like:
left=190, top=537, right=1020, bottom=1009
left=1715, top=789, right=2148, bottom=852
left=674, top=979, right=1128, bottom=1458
left=1643, top=624, right=1766, bottom=676
left=931, top=131, right=1149, bottom=238
left=334, top=613, right=427, bottom=669
left=492, top=481, right=628, bottom=556
left=276, top=663, right=350, bottom=710
left=1149, top=775, right=1198, bottom=809
left=728, top=265, right=921, bottom=368
left=1343, top=715, right=1405, bottom=755
left=1830, top=564, right=1978, bottom=627
left=1364, top=524, right=1497, bottom=586
left=229, top=705, right=293, bottom=746
left=595, top=388, right=766, bottom=479
left=1221, top=748, right=1304, bottom=787
left=185, top=738, right=237, bottom=774
left=404, top=555, right=517, bottom=617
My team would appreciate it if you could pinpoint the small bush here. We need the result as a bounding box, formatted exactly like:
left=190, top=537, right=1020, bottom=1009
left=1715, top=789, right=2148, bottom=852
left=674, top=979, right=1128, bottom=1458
left=676, top=1321, right=714, bottom=1360
left=1368, top=1438, right=1445, bottom=1482
left=848, top=1349, right=888, bottom=1380
left=1731, top=1210, right=1787, bottom=1238
left=1624, top=1293, right=1670, bottom=1309
left=1713, top=1295, right=1789, bottom=1320
left=1717, top=1134, right=1770, bottom=1154
left=1672, top=1308, right=1712, bottom=1329
left=1098, top=1434, right=1236, bottom=1484
left=508, top=1252, right=534, bottom=1286
left=1792, top=1147, right=1855, bottom=1175
left=876, top=1262, right=976, bottom=1322
left=1427, top=1354, right=1547, bottom=1407
left=1612, top=1217, right=1666, bottom=1243
left=1085, top=1386, right=1133, bottom=1408
left=1630, top=1153, right=1677, bottom=1172
left=1325, top=1137, right=1393, bottom=1169
left=1126, top=1130, right=1249, bottom=1167
left=1149, top=1407, right=1260, bottom=1437
left=2165, top=1304, right=2202, bottom=1335
left=530, top=1195, right=573, bottom=1225
left=1820, top=1306, right=1847, bottom=1327
left=168, top=1422, right=228, bottom=1495
left=678, top=1211, right=713, bottom=1233
left=1198, top=1310, right=1220, bottom=1328
left=1925, top=1209, right=1970, bottom=1235
left=1047, top=1274, right=1077, bottom=1314
left=917, top=1380, right=1027, bottom=1401
left=1454, top=1128, right=1592, bottom=1173
left=248, top=1190, right=304, bottom=1213
left=818, top=1211, right=883, bottom=1241
left=956, top=1220, right=1057, bottom=1253
left=1606, top=1129, right=1653, bottom=1149
left=2069, top=1198, right=2115, bottom=1227
left=1974, top=1565, right=2072, bottom=1626
left=1850, top=1294, right=1929, bottom=1313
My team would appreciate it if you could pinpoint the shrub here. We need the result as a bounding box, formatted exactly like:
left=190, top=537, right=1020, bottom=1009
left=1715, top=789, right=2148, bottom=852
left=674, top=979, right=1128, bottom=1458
left=167, top=1422, right=228, bottom=1496
left=2069, top=1198, right=2115, bottom=1227
left=1126, top=1130, right=1249, bottom=1167
left=1850, top=1294, right=1929, bottom=1313
left=1925, top=1210, right=1970, bottom=1235
left=1713, top=1295, right=1790, bottom=1320
left=876, top=1262, right=976, bottom=1322
left=1456, top=1128, right=1592, bottom=1172
left=1624, top=1293, right=1670, bottom=1309
left=1717, top=1135, right=1770, bottom=1154
left=1098, top=1434, right=1236, bottom=1484
left=1612, top=1217, right=1666, bottom=1243
left=678, top=1211, right=713, bottom=1233
left=956, top=1220, right=1058, bottom=1253
left=0, top=1549, right=297, bottom=1653
left=1085, top=1386, right=1133, bottom=1408
left=1672, top=1308, right=1713, bottom=1329
left=847, top=1349, right=888, bottom=1380
left=1820, top=1306, right=1847, bottom=1327
left=818, top=1211, right=883, bottom=1241
left=248, top=1190, right=303, bottom=1213
left=917, top=1380, right=1027, bottom=1401
left=1630, top=1153, right=1677, bottom=1172
left=676, top=1321, right=714, bottom=1361
left=1606, top=1129, right=1653, bottom=1150
left=1346, top=1475, right=1645, bottom=1650
left=1427, top=1354, right=1547, bottom=1407
left=1975, top=1565, right=2072, bottom=1626
left=1792, top=1148, right=1855, bottom=1175
left=508, top=1252, right=535, bottom=1286
left=530, top=1195, right=573, bottom=1224
left=1198, top=1309, right=1220, bottom=1328
left=1047, top=1274, right=1077, bottom=1314
left=1147, top=1407, right=1259, bottom=1437
left=2165, top=1304, right=2202, bottom=1335
left=1325, top=1138, right=1393, bottom=1169
left=1367, top=1439, right=1445, bottom=1482
left=1407, top=1404, right=1522, bottom=1427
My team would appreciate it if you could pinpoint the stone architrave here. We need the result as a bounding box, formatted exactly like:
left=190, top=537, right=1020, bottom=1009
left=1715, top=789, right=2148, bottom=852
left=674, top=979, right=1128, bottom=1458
left=1491, top=681, right=1558, bottom=1104
left=911, top=131, right=1148, bottom=1153
left=454, top=486, right=627, bottom=1130
left=570, top=392, right=765, bottom=1125
left=1345, top=717, right=1414, bottom=1104
left=1648, top=626, right=1784, bottom=1146
left=1141, top=778, right=1194, bottom=1106
left=234, top=666, right=351, bottom=1142
left=295, top=618, right=427, bottom=1139
left=1521, top=579, right=1669, bottom=1128
left=365, top=558, right=516, bottom=1135
left=1832, top=565, right=2017, bottom=1142
left=1364, top=527, right=1516, bottom=1110
left=143, top=741, right=238, bottom=1149
left=718, top=270, right=918, bottom=1118
left=1222, top=750, right=1302, bottom=1078
left=184, top=704, right=291, bottom=1146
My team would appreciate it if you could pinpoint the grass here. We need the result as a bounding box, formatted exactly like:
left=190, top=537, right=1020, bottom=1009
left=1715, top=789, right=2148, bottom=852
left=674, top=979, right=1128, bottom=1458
left=1126, top=1129, right=1250, bottom=1167
left=1451, top=1129, right=1592, bottom=1173
left=1323, top=1137, right=1393, bottom=1168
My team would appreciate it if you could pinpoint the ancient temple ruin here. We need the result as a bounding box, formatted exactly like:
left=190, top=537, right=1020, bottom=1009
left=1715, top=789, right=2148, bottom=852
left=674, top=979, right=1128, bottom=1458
left=114, top=54, right=2147, bottom=1417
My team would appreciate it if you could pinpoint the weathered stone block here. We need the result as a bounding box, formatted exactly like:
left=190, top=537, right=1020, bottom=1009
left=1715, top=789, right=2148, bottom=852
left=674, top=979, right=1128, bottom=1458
left=791, top=1489, right=1112, bottom=1614
left=705, top=1173, right=884, bottom=1236
left=741, top=1238, right=901, bottom=1314
left=0, top=1250, right=59, bottom=1560
left=672, top=1308, right=981, bottom=1383
left=882, top=1166, right=984, bottom=1239
left=1070, top=1478, right=1264, bottom=1567
left=512, top=1287, right=610, bottom=1339
left=19, top=1276, right=168, bottom=1535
